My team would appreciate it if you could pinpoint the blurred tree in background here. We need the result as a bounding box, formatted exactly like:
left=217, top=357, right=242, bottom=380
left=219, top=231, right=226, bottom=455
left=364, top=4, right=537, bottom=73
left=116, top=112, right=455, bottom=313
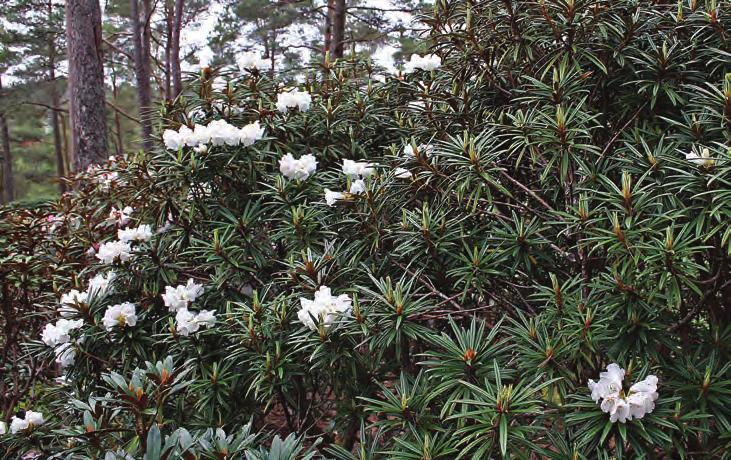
left=0, top=0, right=427, bottom=203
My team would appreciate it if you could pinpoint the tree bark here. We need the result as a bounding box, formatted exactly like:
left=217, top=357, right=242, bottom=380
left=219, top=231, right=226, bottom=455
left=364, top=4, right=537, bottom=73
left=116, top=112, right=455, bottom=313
left=66, top=0, right=108, bottom=171
left=164, top=1, right=173, bottom=100
left=330, top=0, right=346, bottom=59
left=130, top=0, right=154, bottom=152
left=110, top=64, right=124, bottom=155
left=171, top=0, right=184, bottom=98
left=48, top=0, right=66, bottom=194
left=324, top=0, right=334, bottom=59
left=0, top=77, right=13, bottom=203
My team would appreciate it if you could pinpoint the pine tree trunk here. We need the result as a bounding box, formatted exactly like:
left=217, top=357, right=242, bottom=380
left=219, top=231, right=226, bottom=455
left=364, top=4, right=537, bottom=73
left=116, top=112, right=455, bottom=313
left=66, top=0, right=108, bottom=171
left=324, top=0, right=334, bottom=59
left=48, top=0, right=66, bottom=194
left=330, top=0, right=346, bottom=59
left=171, top=0, right=184, bottom=98
left=0, top=77, right=13, bottom=203
left=164, top=1, right=173, bottom=100
left=130, top=0, right=154, bottom=152
left=110, top=64, right=124, bottom=155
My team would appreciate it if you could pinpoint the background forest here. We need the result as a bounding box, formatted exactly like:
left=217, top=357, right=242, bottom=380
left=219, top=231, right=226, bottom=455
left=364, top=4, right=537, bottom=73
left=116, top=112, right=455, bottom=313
left=0, top=0, right=426, bottom=203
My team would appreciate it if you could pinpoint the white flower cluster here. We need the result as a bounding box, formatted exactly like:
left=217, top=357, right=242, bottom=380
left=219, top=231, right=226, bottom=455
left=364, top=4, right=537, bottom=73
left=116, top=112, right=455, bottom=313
left=102, top=302, right=138, bottom=331
left=279, top=153, right=318, bottom=180
left=404, top=54, right=442, bottom=73
left=686, top=147, right=714, bottom=168
left=161, top=279, right=214, bottom=336
left=41, top=318, right=83, bottom=369
left=163, top=119, right=265, bottom=151
left=96, top=220, right=155, bottom=265
left=588, top=363, right=659, bottom=423
left=59, top=272, right=115, bottom=317
left=9, top=411, right=44, bottom=434
left=41, top=272, right=116, bottom=369
left=324, top=160, right=376, bottom=206
left=118, top=224, right=153, bottom=243
left=107, top=206, right=133, bottom=226
left=162, top=279, right=204, bottom=311
left=96, top=240, right=133, bottom=264
left=276, top=89, right=312, bottom=112
left=41, top=318, right=84, bottom=347
left=297, top=286, right=352, bottom=331
left=175, top=308, right=216, bottom=336
left=237, top=51, right=267, bottom=70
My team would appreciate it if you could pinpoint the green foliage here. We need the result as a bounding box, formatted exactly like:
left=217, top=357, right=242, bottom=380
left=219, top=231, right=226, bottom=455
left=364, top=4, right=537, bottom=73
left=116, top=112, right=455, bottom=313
left=2, top=1, right=730, bottom=458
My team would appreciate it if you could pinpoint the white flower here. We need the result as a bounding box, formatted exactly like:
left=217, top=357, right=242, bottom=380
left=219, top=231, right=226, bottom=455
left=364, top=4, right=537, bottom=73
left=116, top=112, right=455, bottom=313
left=195, top=309, right=216, bottom=328
left=276, top=90, right=312, bottom=112
left=118, top=224, right=153, bottom=243
left=342, top=159, right=375, bottom=178
left=297, top=286, right=352, bottom=331
left=207, top=119, right=239, bottom=146
left=238, top=121, right=265, bottom=146
left=162, top=279, right=204, bottom=312
left=41, top=319, right=84, bottom=347
left=587, top=363, right=624, bottom=402
left=10, top=417, right=28, bottom=434
left=59, top=289, right=89, bottom=317
left=404, top=54, right=441, bottom=73
left=403, top=143, right=432, bottom=158
left=686, top=147, right=714, bottom=167
left=88, top=272, right=115, bottom=296
left=102, top=302, right=138, bottom=331
left=108, top=206, right=133, bottom=226
left=105, top=450, right=134, bottom=460
left=175, top=308, right=196, bottom=336
left=60, top=289, right=88, bottom=307
left=190, top=124, right=210, bottom=146
left=605, top=396, right=631, bottom=423
left=54, top=342, right=76, bottom=369
left=163, top=129, right=185, bottom=151
left=237, top=51, right=266, bottom=70
left=0, top=421, right=6, bottom=435
left=349, top=179, right=366, bottom=194
left=394, top=167, right=412, bottom=179
left=96, top=240, right=133, bottom=264
left=10, top=411, right=44, bottom=434
left=279, top=153, right=318, bottom=180
left=627, top=375, right=659, bottom=419
left=324, top=189, right=345, bottom=206
left=175, top=308, right=216, bottom=336
left=164, top=120, right=263, bottom=150
left=588, top=364, right=659, bottom=423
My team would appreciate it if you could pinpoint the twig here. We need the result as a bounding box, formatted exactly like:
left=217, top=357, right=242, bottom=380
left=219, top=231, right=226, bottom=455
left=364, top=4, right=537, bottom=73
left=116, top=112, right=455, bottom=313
left=392, top=260, right=465, bottom=311
left=668, top=279, right=731, bottom=332
left=599, top=101, right=648, bottom=159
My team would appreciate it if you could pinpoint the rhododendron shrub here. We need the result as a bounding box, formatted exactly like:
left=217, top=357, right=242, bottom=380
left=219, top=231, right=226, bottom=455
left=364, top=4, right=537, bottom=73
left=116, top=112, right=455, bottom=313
left=2, top=1, right=731, bottom=458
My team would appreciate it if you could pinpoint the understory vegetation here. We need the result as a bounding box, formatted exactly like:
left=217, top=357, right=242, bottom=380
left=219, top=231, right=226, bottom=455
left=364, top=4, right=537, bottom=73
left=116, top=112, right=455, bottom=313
left=1, top=1, right=730, bottom=458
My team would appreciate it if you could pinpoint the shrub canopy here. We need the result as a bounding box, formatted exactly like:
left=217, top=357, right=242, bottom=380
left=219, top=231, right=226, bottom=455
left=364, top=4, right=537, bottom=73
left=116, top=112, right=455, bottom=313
left=2, top=1, right=730, bottom=458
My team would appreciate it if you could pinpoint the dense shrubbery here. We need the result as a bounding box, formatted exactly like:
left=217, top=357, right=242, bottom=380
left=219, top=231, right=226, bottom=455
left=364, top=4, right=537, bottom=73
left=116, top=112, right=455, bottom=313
left=2, top=1, right=730, bottom=458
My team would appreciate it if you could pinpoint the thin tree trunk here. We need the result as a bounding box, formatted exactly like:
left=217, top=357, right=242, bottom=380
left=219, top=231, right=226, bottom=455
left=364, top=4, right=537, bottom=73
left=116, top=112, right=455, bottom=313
left=66, top=0, right=108, bottom=171
left=324, top=0, right=334, bottom=59
left=48, top=0, right=66, bottom=193
left=60, top=113, right=70, bottom=175
left=330, top=0, right=346, bottom=59
left=130, top=0, right=154, bottom=152
left=171, top=0, right=184, bottom=97
left=110, top=64, right=124, bottom=155
left=0, top=77, right=13, bottom=203
left=164, top=1, right=173, bottom=100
